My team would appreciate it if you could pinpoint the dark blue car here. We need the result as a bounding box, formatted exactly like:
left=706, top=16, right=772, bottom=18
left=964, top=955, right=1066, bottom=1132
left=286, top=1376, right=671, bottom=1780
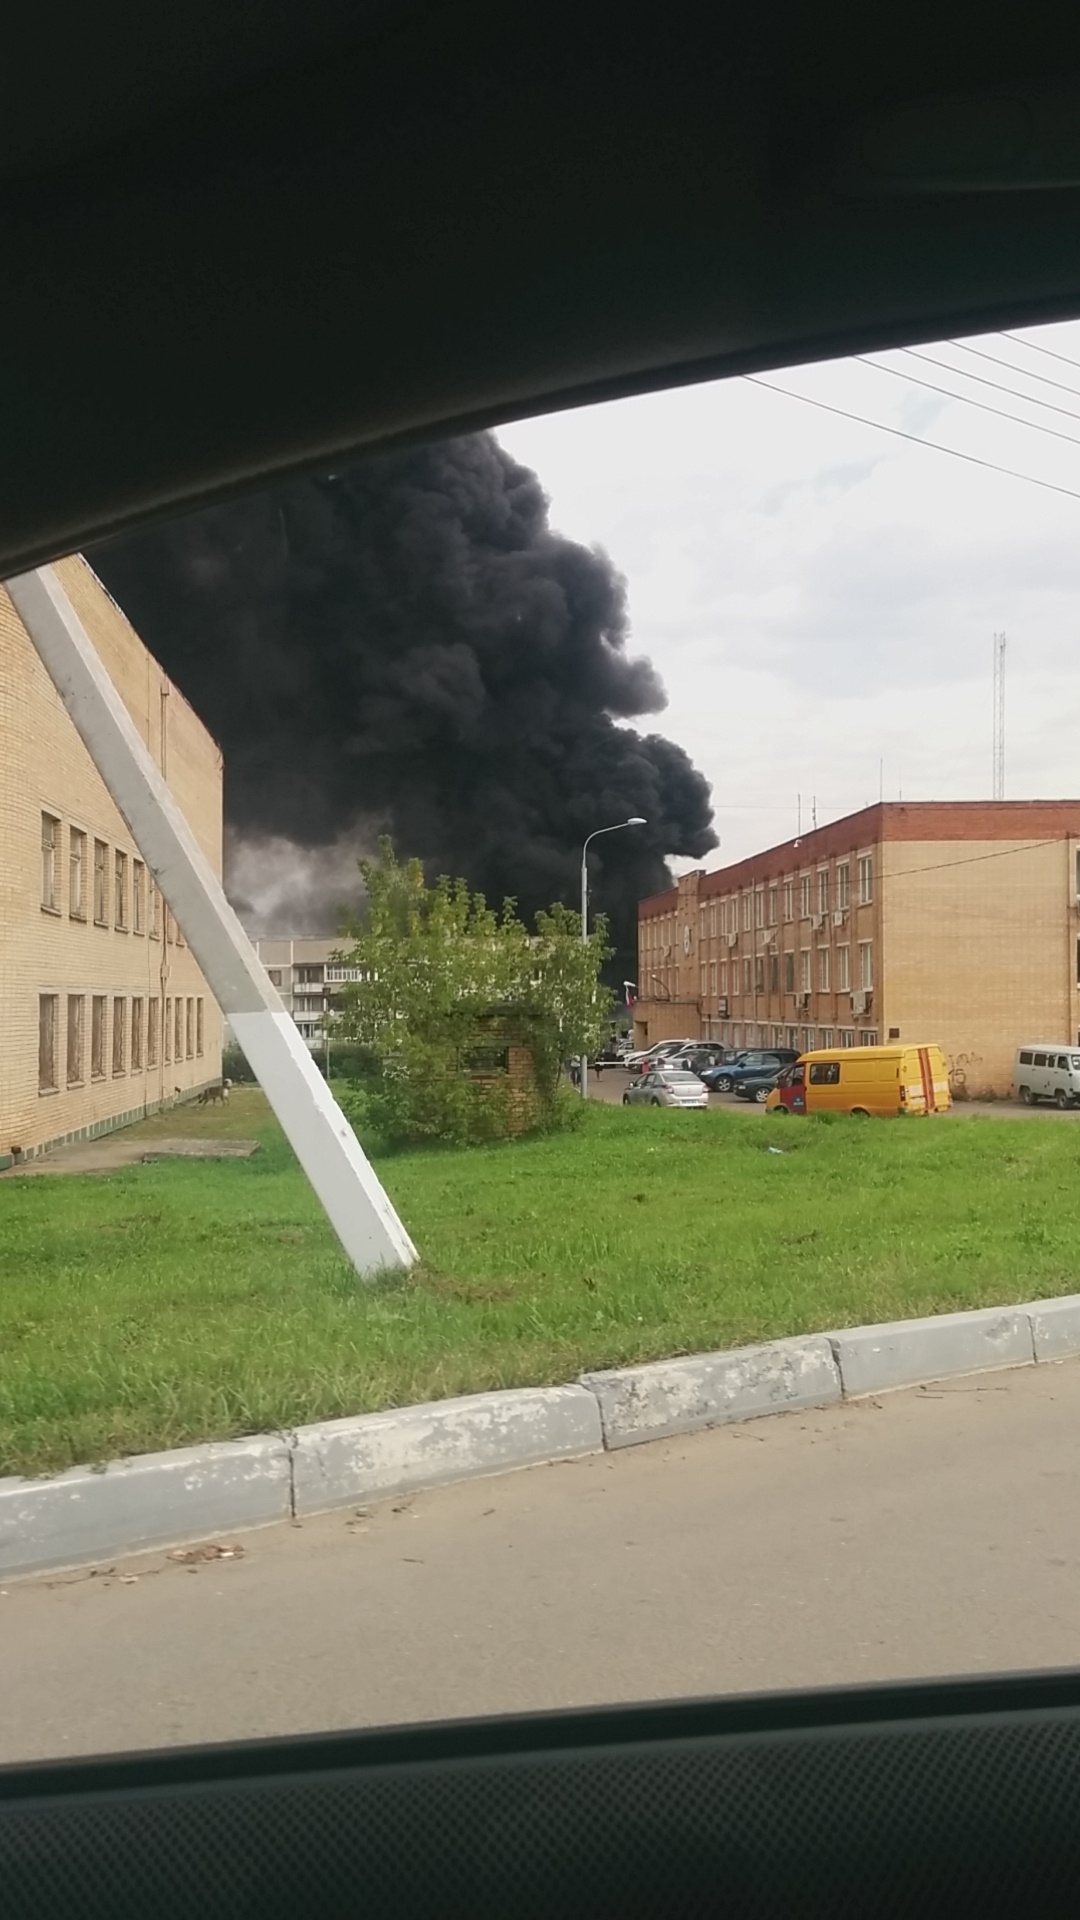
left=702, top=1048, right=799, bottom=1093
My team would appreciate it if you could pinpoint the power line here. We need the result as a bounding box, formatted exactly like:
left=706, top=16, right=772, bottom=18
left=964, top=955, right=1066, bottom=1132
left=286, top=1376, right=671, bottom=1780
left=902, top=346, right=1080, bottom=423
left=1000, top=330, right=1080, bottom=376
left=885, top=835, right=1063, bottom=883
left=742, top=375, right=1080, bottom=504
left=950, top=338, right=1080, bottom=401
left=855, top=353, right=1080, bottom=451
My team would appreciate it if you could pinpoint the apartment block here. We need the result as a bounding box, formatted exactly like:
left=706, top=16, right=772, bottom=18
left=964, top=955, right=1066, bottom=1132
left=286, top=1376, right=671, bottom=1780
left=252, top=938, right=363, bottom=1047
left=636, top=801, right=1080, bottom=1097
left=0, top=556, right=224, bottom=1164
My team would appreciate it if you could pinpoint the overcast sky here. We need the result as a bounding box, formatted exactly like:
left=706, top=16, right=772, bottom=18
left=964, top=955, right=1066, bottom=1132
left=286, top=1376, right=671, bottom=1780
left=498, top=319, right=1080, bottom=874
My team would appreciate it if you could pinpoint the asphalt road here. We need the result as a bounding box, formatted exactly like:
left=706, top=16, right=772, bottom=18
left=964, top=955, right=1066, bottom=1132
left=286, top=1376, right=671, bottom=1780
left=4, top=1360, right=1080, bottom=1767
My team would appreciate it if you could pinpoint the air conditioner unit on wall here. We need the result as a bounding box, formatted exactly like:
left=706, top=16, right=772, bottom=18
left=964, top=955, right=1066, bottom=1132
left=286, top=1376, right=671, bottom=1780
left=832, top=910, right=846, bottom=926
left=811, top=914, right=824, bottom=930
left=851, top=990, right=868, bottom=1015
left=727, top=932, right=738, bottom=948
left=798, top=993, right=811, bottom=1009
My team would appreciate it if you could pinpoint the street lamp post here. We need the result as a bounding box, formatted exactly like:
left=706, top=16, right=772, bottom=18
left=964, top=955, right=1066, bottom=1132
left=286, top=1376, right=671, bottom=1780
left=579, top=817, right=647, bottom=1097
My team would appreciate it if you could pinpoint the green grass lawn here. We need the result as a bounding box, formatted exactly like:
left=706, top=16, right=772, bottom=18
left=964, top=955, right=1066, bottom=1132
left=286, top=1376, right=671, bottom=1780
left=3, top=1090, right=1080, bottom=1477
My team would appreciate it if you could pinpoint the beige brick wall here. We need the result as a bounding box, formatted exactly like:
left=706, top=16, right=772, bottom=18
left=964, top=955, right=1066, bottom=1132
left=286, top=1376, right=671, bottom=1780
left=881, top=836, right=1080, bottom=1097
left=0, top=556, right=224, bottom=1159
left=636, top=808, right=1080, bottom=1094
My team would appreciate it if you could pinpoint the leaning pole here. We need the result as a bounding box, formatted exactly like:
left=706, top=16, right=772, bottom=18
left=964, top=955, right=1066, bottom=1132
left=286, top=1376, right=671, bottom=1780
left=6, top=566, right=417, bottom=1279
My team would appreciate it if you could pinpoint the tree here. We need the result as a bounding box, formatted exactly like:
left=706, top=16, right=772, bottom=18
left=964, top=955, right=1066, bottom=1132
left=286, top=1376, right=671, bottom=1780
left=336, top=840, right=611, bottom=1144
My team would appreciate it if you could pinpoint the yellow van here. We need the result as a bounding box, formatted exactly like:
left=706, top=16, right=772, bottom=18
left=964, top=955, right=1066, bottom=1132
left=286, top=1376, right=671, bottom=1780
left=764, top=1044, right=951, bottom=1118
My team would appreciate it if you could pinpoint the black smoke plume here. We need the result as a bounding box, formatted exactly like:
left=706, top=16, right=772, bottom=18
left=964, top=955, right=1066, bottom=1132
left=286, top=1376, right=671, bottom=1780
left=93, top=433, right=716, bottom=982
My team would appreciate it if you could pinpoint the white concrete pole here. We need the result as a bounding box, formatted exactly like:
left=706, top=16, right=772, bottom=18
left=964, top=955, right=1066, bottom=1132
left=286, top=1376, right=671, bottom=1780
left=7, top=566, right=416, bottom=1277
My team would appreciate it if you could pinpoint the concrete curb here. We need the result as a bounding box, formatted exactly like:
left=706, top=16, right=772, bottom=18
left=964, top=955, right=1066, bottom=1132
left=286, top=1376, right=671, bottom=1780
left=4, top=1294, right=1080, bottom=1579
left=291, top=1386, right=603, bottom=1515
left=581, top=1337, right=841, bottom=1449
left=0, top=1436, right=292, bottom=1581
left=828, top=1306, right=1035, bottom=1399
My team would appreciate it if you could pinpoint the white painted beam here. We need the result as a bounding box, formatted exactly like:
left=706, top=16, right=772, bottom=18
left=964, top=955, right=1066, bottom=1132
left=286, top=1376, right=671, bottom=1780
left=7, top=565, right=417, bottom=1277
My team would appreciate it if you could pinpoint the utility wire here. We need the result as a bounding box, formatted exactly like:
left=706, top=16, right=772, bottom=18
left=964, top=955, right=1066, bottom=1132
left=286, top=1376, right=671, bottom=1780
left=743, top=375, right=1080, bottom=504
left=856, top=354, right=1080, bottom=450
left=902, top=346, right=1080, bottom=423
left=1000, top=330, right=1080, bottom=376
left=950, top=338, right=1080, bottom=400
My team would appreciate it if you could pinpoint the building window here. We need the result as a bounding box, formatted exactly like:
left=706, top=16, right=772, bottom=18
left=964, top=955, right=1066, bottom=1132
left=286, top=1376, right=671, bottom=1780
left=742, top=893, right=752, bottom=931
left=858, top=854, right=873, bottom=904
left=799, top=874, right=811, bottom=919
left=700, top=964, right=707, bottom=997
left=133, top=860, right=145, bottom=933
left=787, top=1026, right=799, bottom=1049
left=149, top=883, right=160, bottom=939
left=41, top=812, right=59, bottom=910
left=754, top=889, right=764, bottom=929
left=91, top=996, right=107, bottom=1078
left=69, top=827, right=86, bottom=919
left=114, top=850, right=128, bottom=929
left=859, top=941, right=874, bottom=990
left=799, top=949, right=811, bottom=993
left=839, top=1028, right=856, bottom=1048
left=783, top=880, right=794, bottom=922
left=769, top=952, right=779, bottom=993
left=131, top=998, right=144, bottom=1072
left=802, top=1027, right=816, bottom=1053
left=709, top=962, right=717, bottom=996
left=196, top=998, right=204, bottom=1056
left=709, top=904, right=717, bottom=938
left=742, top=957, right=752, bottom=995
left=176, top=998, right=185, bottom=1062
left=754, top=955, right=765, bottom=995
left=783, top=950, right=795, bottom=994
left=112, top=998, right=126, bottom=1074
left=819, top=1028, right=834, bottom=1049
left=38, top=994, right=58, bottom=1091
left=165, top=906, right=174, bottom=945
left=837, top=945, right=851, bottom=992
left=768, top=885, right=778, bottom=926
left=837, top=862, right=850, bottom=912
left=818, top=947, right=830, bottom=991
left=66, top=995, right=85, bottom=1084
left=863, top=1030, right=879, bottom=1047
left=148, top=997, right=160, bottom=1066
left=164, top=997, right=172, bottom=1063
left=817, top=869, right=829, bottom=916
left=93, top=839, right=108, bottom=924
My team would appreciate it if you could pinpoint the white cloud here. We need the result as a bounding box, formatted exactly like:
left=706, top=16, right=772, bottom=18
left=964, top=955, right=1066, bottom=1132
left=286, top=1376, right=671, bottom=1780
left=498, top=321, right=1080, bottom=869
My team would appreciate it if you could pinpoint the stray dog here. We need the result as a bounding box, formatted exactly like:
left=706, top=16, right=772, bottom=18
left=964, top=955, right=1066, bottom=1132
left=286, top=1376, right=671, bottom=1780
left=198, top=1079, right=232, bottom=1105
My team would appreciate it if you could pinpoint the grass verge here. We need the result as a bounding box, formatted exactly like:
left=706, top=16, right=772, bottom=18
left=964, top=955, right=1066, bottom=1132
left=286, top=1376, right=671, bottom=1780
left=2, top=1091, right=1079, bottom=1476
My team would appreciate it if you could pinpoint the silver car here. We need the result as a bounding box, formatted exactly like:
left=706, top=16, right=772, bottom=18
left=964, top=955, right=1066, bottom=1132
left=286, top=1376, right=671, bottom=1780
left=622, top=1067, right=709, bottom=1109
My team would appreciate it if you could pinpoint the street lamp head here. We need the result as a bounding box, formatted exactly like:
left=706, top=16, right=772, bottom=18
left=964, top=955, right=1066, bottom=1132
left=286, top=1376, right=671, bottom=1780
left=626, top=816, right=647, bottom=826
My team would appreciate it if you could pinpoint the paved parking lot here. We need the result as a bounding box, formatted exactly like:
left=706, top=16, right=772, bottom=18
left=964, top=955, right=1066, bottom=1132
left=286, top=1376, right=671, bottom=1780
left=581, top=1066, right=1080, bottom=1120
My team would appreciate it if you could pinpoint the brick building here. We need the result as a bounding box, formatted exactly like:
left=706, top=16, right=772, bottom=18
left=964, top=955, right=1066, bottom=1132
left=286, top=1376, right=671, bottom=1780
left=636, top=802, right=1080, bottom=1097
left=0, top=557, right=224, bottom=1165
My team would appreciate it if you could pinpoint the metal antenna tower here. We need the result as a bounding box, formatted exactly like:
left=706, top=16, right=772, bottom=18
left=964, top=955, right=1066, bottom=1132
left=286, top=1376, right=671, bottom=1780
left=992, top=632, right=1006, bottom=801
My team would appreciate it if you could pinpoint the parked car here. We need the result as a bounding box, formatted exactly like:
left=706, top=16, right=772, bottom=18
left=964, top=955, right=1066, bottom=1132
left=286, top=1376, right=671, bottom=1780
left=624, top=1039, right=697, bottom=1074
left=734, top=1069, right=782, bottom=1104
left=664, top=1043, right=729, bottom=1076
left=703, top=1049, right=799, bottom=1093
left=1013, top=1044, right=1080, bottom=1107
left=622, top=1068, right=709, bottom=1109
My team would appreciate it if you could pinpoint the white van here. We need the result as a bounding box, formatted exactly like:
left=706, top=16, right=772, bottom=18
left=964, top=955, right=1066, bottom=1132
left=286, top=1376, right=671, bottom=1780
left=1013, top=1044, right=1080, bottom=1108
